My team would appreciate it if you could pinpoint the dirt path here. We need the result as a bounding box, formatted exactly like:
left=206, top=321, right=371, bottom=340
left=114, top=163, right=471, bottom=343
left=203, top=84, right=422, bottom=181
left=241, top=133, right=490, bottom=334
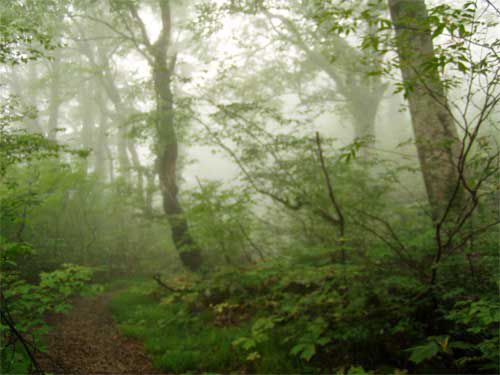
left=38, top=293, right=164, bottom=374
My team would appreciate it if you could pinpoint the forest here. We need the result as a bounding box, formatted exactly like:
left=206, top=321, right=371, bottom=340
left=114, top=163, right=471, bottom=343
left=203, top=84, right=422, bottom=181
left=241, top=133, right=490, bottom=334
left=0, top=0, right=499, bottom=374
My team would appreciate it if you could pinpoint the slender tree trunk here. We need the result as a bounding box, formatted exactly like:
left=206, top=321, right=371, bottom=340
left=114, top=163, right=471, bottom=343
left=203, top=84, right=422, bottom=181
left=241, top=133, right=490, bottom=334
left=93, top=93, right=108, bottom=179
left=151, top=0, right=202, bottom=271
left=105, top=143, right=115, bottom=182
left=95, top=94, right=115, bottom=182
left=145, top=170, right=155, bottom=216
left=47, top=53, right=62, bottom=141
left=128, top=141, right=145, bottom=204
left=80, top=82, right=95, bottom=173
left=105, top=86, right=131, bottom=182
left=93, top=43, right=132, bottom=182
left=152, top=54, right=202, bottom=271
left=116, top=125, right=131, bottom=181
left=388, top=0, right=462, bottom=222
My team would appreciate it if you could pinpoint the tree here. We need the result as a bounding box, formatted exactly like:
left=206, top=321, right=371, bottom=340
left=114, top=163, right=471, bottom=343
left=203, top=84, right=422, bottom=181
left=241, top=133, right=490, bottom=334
left=211, top=0, right=388, bottom=150
left=149, top=0, right=202, bottom=271
left=261, top=2, right=387, bottom=146
left=46, top=50, right=63, bottom=141
left=388, top=0, right=462, bottom=223
left=387, top=0, right=500, bottom=285
left=83, top=0, right=202, bottom=271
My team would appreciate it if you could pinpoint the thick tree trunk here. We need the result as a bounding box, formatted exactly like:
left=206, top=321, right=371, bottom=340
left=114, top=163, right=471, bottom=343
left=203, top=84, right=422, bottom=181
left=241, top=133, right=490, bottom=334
left=388, top=0, right=462, bottom=222
left=348, top=87, right=381, bottom=147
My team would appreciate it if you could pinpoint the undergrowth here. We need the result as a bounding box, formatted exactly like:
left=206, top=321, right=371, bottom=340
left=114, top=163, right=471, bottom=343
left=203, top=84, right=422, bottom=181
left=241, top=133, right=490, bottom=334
left=109, top=252, right=499, bottom=374
left=109, top=280, right=300, bottom=373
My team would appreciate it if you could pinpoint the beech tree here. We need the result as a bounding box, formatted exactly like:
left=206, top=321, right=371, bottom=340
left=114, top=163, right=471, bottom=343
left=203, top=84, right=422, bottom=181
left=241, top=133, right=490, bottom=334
left=83, top=0, right=203, bottom=271
left=388, top=0, right=462, bottom=223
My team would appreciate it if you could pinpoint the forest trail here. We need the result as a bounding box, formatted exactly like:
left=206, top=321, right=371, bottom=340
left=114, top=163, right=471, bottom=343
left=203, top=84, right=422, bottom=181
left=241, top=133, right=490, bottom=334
left=37, top=292, right=164, bottom=374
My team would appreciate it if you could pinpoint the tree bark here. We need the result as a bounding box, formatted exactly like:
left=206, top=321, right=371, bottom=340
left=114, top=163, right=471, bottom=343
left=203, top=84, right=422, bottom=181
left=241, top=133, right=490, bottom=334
left=388, top=0, right=462, bottom=222
left=151, top=0, right=202, bottom=271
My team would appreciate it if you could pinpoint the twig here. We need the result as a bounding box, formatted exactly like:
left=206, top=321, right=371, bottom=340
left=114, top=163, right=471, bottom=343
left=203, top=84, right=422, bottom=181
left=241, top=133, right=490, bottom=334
left=153, top=274, right=192, bottom=293
left=315, top=132, right=344, bottom=236
left=0, top=293, right=43, bottom=374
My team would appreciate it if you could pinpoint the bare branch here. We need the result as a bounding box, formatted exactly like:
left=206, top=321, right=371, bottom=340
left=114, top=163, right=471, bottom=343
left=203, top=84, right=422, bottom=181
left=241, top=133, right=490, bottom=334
left=315, top=132, right=345, bottom=236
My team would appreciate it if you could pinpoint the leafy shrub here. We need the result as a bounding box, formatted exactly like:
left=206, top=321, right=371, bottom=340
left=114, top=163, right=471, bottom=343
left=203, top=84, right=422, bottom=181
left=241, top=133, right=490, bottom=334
left=1, top=238, right=94, bottom=374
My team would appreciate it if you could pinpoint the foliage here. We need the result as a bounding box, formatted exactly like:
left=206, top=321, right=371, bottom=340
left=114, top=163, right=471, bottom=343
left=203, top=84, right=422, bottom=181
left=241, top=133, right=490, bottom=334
left=0, top=96, right=66, bottom=176
left=1, top=0, right=499, bottom=373
left=1, top=157, right=175, bottom=278
left=183, top=180, right=260, bottom=267
left=125, top=216, right=498, bottom=373
left=109, top=280, right=296, bottom=374
left=0, top=237, right=94, bottom=374
left=0, top=0, right=63, bottom=65
left=446, top=298, right=500, bottom=371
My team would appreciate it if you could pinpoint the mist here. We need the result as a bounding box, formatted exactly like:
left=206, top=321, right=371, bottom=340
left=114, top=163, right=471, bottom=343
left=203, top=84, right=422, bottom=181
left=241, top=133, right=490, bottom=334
left=1, top=0, right=499, bottom=373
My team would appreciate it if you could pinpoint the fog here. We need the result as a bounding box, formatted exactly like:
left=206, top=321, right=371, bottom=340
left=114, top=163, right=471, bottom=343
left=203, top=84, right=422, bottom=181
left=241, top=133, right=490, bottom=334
left=1, top=0, right=499, bottom=373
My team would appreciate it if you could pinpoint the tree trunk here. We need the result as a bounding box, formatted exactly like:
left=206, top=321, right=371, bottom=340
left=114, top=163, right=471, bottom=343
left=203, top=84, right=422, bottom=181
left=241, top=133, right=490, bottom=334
left=127, top=140, right=145, bottom=205
left=47, top=55, right=62, bottom=141
left=93, top=92, right=108, bottom=179
left=80, top=82, right=95, bottom=173
left=388, top=0, right=462, bottom=222
left=116, top=125, right=131, bottom=181
left=93, top=42, right=132, bottom=182
left=152, top=50, right=202, bottom=271
left=141, top=0, right=202, bottom=272
left=145, top=170, right=155, bottom=216
left=348, top=86, right=381, bottom=147
left=95, top=95, right=115, bottom=182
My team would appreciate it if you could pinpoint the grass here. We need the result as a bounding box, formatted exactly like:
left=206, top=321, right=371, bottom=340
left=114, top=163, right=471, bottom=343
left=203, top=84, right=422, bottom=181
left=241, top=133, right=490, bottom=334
left=108, top=279, right=301, bottom=373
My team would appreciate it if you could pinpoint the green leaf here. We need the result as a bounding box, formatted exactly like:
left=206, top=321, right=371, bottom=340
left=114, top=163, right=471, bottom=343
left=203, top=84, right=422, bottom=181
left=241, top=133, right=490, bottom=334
left=300, top=344, right=316, bottom=361
left=290, top=343, right=306, bottom=356
left=232, top=337, right=256, bottom=350
left=408, top=341, right=440, bottom=364
left=317, top=337, right=331, bottom=346
left=432, top=23, right=445, bottom=38
left=291, top=343, right=317, bottom=361
left=348, top=366, right=369, bottom=374
left=246, top=351, right=261, bottom=361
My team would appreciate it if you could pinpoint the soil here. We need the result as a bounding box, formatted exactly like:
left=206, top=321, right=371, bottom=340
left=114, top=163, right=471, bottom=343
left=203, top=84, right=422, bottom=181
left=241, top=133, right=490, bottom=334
left=37, top=293, right=165, bottom=374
